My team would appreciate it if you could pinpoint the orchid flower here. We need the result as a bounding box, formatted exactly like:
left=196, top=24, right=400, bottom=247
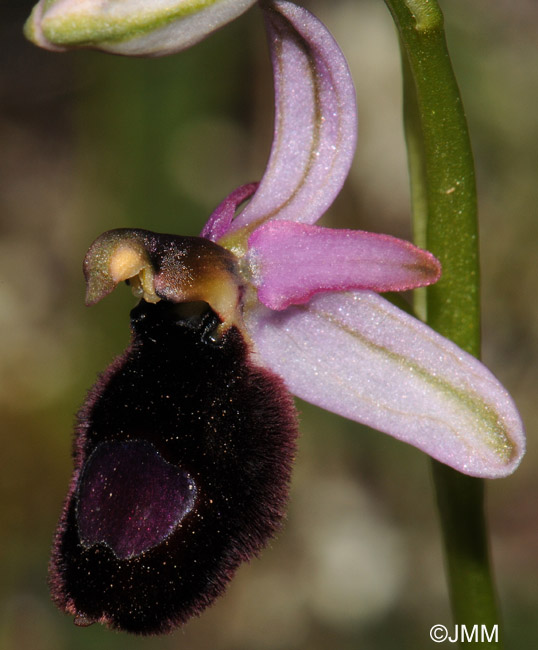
left=37, top=0, right=525, bottom=637
left=76, top=0, right=523, bottom=480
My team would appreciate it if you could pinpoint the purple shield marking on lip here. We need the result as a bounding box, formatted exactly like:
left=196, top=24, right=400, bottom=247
left=77, top=440, right=196, bottom=560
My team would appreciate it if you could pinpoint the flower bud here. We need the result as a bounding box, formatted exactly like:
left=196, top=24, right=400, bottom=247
left=24, top=0, right=256, bottom=57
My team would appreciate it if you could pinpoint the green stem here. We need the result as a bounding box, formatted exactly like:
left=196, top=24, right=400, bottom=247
left=383, top=1, right=502, bottom=646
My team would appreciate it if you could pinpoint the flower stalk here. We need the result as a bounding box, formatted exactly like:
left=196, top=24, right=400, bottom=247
left=384, top=0, right=502, bottom=644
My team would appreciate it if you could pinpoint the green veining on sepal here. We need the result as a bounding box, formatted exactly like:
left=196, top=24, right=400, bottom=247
left=309, top=299, right=515, bottom=467
left=29, top=0, right=221, bottom=47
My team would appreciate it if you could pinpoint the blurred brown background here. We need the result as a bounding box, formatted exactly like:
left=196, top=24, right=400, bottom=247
left=1, top=1, right=537, bottom=648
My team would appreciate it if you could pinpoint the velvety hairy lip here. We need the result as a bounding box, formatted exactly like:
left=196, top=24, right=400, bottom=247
left=49, top=300, right=297, bottom=635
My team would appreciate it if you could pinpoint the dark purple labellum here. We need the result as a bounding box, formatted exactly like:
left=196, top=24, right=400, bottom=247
left=50, top=300, right=297, bottom=634
left=77, top=440, right=196, bottom=560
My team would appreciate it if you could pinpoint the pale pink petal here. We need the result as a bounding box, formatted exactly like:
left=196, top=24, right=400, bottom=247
left=201, top=183, right=258, bottom=242
left=229, top=0, right=357, bottom=233
left=243, top=290, right=525, bottom=478
left=246, top=221, right=441, bottom=310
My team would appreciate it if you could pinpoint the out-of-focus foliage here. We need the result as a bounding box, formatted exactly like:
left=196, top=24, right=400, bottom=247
left=1, top=0, right=536, bottom=648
